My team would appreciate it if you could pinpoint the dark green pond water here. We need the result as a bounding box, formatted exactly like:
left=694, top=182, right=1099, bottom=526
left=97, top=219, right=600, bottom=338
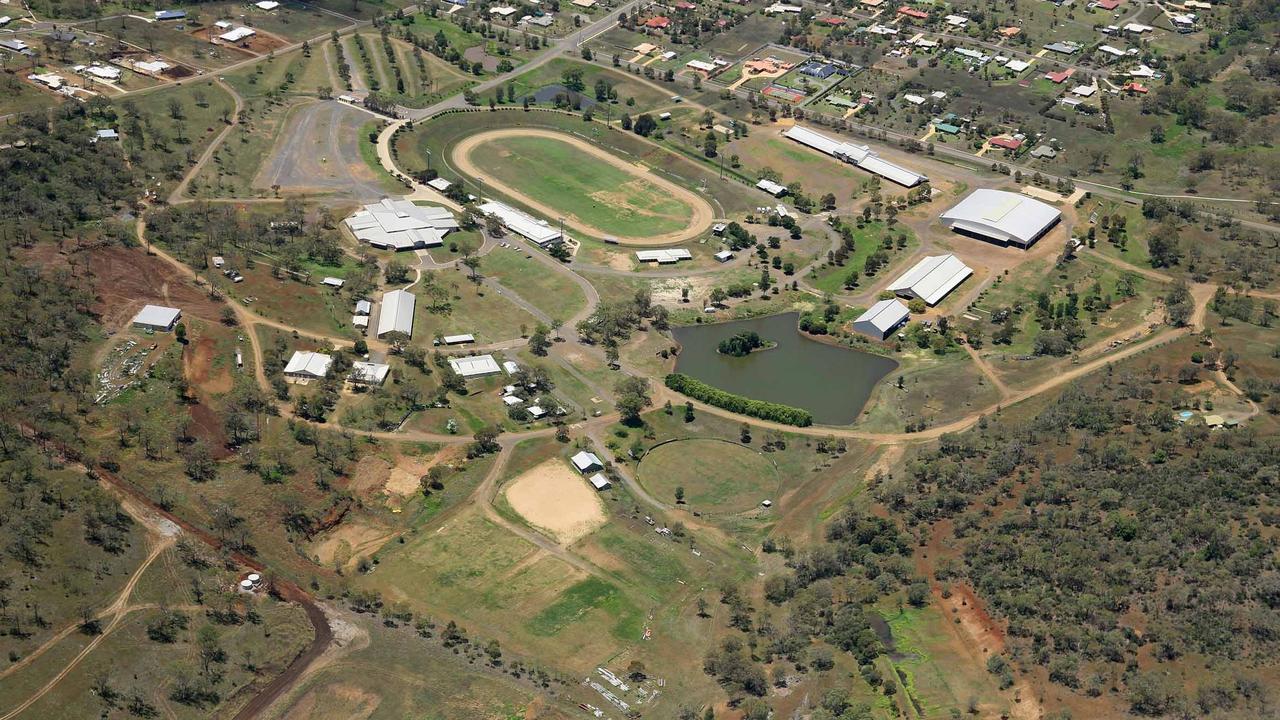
left=671, top=313, right=898, bottom=425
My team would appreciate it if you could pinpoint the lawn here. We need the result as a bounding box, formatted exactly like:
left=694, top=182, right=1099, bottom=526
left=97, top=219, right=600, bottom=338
left=464, top=132, right=697, bottom=238
left=637, top=438, right=781, bottom=513
left=480, top=246, right=587, bottom=324
left=413, top=272, right=539, bottom=342
left=808, top=221, right=917, bottom=294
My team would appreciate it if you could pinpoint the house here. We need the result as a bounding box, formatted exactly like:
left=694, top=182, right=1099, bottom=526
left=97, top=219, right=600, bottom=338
left=1005, top=59, right=1031, bottom=72
left=92, top=128, right=119, bottom=142
left=502, top=360, right=520, bottom=375
left=1128, top=64, right=1158, bottom=78
left=1121, top=81, right=1148, bottom=94
left=352, top=316, right=369, bottom=329
left=131, top=304, right=181, bottom=331
left=887, top=253, right=973, bottom=306
left=28, top=73, right=65, bottom=89
left=945, top=14, right=968, bottom=26
left=477, top=201, right=562, bottom=246
left=1071, top=84, right=1096, bottom=97
left=797, top=60, right=839, bottom=79
left=933, top=121, right=962, bottom=135
left=988, top=136, right=1023, bottom=151
left=377, top=289, right=416, bottom=338
left=1043, top=41, right=1080, bottom=54
left=1044, top=67, right=1075, bottom=83
left=820, top=16, right=845, bottom=25
left=903, top=94, right=926, bottom=105
left=154, top=9, right=187, bottom=20
left=572, top=0, right=596, bottom=7
left=527, top=405, right=547, bottom=419
left=321, top=277, right=344, bottom=288
left=502, top=395, right=523, bottom=407
left=644, top=15, right=671, bottom=28
left=953, top=48, right=988, bottom=63
left=632, top=42, right=658, bottom=54
left=712, top=223, right=727, bottom=235
left=571, top=451, right=603, bottom=474
left=133, top=59, right=171, bottom=75
left=448, top=354, right=502, bottom=378
left=998, top=26, right=1021, bottom=37
left=344, top=198, right=458, bottom=251
left=1030, top=145, right=1057, bottom=158
left=756, top=178, right=788, bottom=197
left=78, top=64, right=122, bottom=81
left=1098, top=44, right=1127, bottom=57
left=940, top=189, right=1062, bottom=248
left=897, top=6, right=929, bottom=19
left=255, top=0, right=280, bottom=9
left=523, top=13, right=554, bottom=27
left=0, top=16, right=11, bottom=27
left=284, top=351, right=333, bottom=380
left=852, top=299, right=910, bottom=339
left=349, top=361, right=390, bottom=386
left=715, top=250, right=734, bottom=262
left=1122, top=22, right=1153, bottom=33
left=219, top=27, right=257, bottom=43
left=1203, top=414, right=1225, bottom=428
left=588, top=473, right=611, bottom=490
left=763, top=3, right=802, bottom=12
left=490, top=5, right=518, bottom=16
left=354, top=300, right=372, bottom=316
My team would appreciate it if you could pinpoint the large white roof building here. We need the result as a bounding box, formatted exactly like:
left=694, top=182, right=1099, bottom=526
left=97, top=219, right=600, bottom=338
left=448, top=354, right=502, bottom=378
left=940, top=189, right=1062, bottom=248
left=783, top=125, right=928, bottom=187
left=888, top=254, right=973, bottom=306
left=852, top=298, right=910, bottom=339
left=377, top=289, right=416, bottom=338
left=477, top=201, right=562, bottom=246
left=131, top=304, right=181, bottom=331
left=344, top=198, right=458, bottom=251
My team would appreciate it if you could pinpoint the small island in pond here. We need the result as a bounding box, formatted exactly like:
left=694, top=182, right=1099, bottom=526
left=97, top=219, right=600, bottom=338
left=717, top=330, right=775, bottom=357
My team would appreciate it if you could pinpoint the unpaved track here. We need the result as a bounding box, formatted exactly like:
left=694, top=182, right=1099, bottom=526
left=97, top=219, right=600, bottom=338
left=452, top=128, right=715, bottom=246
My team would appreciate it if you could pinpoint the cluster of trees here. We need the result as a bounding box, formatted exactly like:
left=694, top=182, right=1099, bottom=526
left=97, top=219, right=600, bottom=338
left=716, top=331, right=767, bottom=357
left=576, top=289, right=668, bottom=364
left=665, top=374, right=813, bottom=426
left=881, top=375, right=1280, bottom=708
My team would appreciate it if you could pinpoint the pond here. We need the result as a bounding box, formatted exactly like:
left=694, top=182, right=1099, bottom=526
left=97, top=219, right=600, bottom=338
left=671, top=313, right=897, bottom=425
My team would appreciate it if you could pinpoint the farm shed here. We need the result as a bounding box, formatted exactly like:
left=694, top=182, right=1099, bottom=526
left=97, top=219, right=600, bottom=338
left=131, top=304, right=181, bottom=331
left=571, top=451, right=604, bottom=473
left=940, top=190, right=1062, bottom=248
left=887, top=254, right=973, bottom=306
left=852, top=299, right=910, bottom=339
left=377, top=289, right=416, bottom=338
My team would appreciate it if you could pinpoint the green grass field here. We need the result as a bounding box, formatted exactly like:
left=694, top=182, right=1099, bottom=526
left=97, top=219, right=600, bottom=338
left=480, top=247, right=587, bottom=323
left=637, top=438, right=781, bottom=513
left=465, top=133, right=696, bottom=237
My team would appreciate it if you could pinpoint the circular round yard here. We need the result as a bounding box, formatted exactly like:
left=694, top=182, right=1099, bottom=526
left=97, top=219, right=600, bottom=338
left=637, top=439, right=780, bottom=514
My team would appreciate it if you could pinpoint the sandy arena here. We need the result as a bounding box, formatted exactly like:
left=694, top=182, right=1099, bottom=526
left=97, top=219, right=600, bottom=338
left=502, top=458, right=607, bottom=545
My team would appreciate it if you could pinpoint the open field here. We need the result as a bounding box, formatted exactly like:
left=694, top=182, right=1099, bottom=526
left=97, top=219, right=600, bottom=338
left=502, top=458, right=607, bottom=544
left=456, top=128, right=715, bottom=245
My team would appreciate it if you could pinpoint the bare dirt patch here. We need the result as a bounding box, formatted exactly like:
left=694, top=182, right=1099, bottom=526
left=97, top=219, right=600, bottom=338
left=311, top=521, right=398, bottom=572
left=501, top=459, right=607, bottom=545
left=452, top=128, right=714, bottom=246
left=91, top=245, right=225, bottom=329
left=281, top=682, right=381, bottom=720
left=386, top=445, right=465, bottom=496
left=183, top=336, right=233, bottom=395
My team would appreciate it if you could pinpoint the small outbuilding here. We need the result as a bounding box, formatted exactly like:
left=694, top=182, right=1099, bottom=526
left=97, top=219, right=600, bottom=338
left=588, top=473, right=611, bottom=490
left=448, top=354, right=501, bottom=378
left=349, top=361, right=390, bottom=386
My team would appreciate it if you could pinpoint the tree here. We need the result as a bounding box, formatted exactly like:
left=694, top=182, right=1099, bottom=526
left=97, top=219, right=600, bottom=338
left=614, top=376, right=651, bottom=424
left=529, top=324, right=551, bottom=356
left=468, top=425, right=501, bottom=457
left=675, top=486, right=685, bottom=504
left=684, top=401, right=695, bottom=422
left=174, top=322, right=187, bottom=343
left=385, top=260, right=410, bottom=284
left=633, top=113, right=657, bottom=137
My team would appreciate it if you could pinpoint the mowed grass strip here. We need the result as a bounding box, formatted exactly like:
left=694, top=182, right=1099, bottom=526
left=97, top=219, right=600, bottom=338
left=637, top=438, right=781, bottom=513
left=467, top=134, right=695, bottom=237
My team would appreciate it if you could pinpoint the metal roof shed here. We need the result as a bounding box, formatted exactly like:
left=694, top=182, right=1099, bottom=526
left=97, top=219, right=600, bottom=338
left=131, top=304, right=181, bottom=331
left=887, top=254, right=974, bottom=306
left=852, top=299, right=910, bottom=339
left=377, top=289, right=416, bottom=338
left=940, top=189, right=1062, bottom=247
